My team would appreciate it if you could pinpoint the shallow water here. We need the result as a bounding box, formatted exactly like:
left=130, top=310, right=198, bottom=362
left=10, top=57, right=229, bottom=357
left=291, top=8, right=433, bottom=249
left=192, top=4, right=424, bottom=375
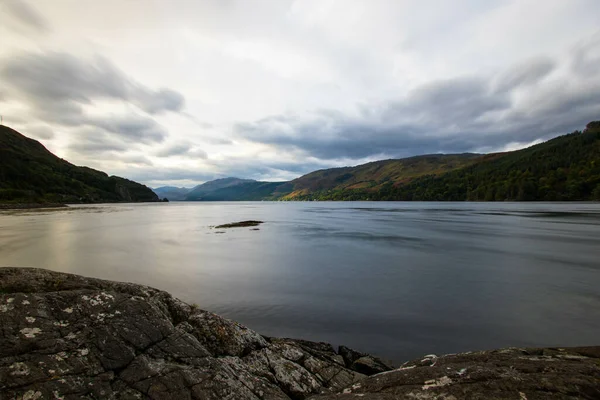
left=1, top=202, right=599, bottom=363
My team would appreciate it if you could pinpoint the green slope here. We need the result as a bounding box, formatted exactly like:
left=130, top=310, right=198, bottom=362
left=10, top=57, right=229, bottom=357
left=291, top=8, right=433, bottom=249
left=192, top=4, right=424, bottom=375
left=282, top=154, right=482, bottom=200
left=300, top=121, right=600, bottom=201
left=0, top=125, right=159, bottom=204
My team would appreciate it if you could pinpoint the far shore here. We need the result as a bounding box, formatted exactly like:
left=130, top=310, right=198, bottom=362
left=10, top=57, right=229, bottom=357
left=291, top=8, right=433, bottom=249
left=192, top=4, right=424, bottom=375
left=0, top=203, right=68, bottom=210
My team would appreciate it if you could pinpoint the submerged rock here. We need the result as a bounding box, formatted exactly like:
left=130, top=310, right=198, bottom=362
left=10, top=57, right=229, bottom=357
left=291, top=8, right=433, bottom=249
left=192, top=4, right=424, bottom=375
left=1, top=267, right=598, bottom=400
left=214, top=220, right=263, bottom=228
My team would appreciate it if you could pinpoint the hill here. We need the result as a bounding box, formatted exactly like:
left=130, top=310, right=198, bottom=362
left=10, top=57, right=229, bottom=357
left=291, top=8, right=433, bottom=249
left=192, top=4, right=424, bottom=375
left=0, top=125, right=159, bottom=204
left=325, top=121, right=600, bottom=201
left=188, top=180, right=292, bottom=201
left=184, top=177, right=256, bottom=200
left=282, top=153, right=482, bottom=200
left=152, top=186, right=191, bottom=201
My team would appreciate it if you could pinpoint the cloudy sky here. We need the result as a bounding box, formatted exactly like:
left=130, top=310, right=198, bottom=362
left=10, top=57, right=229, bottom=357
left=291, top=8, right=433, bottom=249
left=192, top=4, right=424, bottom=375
left=1, top=0, right=599, bottom=187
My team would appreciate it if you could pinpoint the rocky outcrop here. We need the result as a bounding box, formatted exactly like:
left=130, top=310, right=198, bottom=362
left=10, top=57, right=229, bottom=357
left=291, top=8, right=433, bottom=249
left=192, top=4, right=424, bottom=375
left=311, top=346, right=600, bottom=399
left=0, top=268, right=377, bottom=399
left=1, top=268, right=599, bottom=400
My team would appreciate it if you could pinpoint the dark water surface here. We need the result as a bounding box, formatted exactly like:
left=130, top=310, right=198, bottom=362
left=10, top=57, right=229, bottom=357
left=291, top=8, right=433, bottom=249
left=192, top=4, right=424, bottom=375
left=1, top=202, right=599, bottom=363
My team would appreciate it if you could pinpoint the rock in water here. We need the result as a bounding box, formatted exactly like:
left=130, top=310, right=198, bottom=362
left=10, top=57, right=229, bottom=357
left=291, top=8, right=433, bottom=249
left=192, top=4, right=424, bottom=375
left=214, top=220, right=263, bottom=228
left=1, top=267, right=599, bottom=400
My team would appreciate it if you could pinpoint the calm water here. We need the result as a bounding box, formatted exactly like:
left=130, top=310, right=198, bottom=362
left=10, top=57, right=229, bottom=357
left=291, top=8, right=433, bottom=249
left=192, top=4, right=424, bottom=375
left=1, top=202, right=599, bottom=363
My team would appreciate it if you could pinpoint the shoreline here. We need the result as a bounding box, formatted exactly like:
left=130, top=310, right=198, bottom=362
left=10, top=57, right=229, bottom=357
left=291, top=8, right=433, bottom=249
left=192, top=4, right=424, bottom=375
left=0, top=202, right=68, bottom=210
left=1, top=267, right=598, bottom=399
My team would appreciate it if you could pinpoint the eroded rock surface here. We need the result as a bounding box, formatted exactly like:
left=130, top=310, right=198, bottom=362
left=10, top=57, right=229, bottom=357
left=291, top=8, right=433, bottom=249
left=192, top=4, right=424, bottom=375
left=0, top=268, right=370, bottom=399
left=310, top=347, right=600, bottom=399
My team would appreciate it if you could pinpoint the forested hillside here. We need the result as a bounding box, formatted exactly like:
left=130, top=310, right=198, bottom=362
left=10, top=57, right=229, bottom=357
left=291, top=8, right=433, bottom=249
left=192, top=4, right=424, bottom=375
left=0, top=125, right=159, bottom=204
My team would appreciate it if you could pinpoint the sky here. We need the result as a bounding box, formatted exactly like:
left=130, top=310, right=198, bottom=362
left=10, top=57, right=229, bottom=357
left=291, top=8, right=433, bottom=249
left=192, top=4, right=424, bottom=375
left=1, top=0, right=599, bottom=188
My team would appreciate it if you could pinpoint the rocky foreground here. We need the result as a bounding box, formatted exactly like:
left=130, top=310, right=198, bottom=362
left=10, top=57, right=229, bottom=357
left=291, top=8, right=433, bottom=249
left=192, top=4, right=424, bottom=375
left=1, top=268, right=598, bottom=400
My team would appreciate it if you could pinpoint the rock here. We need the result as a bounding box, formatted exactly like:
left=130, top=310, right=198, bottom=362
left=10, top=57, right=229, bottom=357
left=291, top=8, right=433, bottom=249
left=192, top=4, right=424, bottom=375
left=339, top=345, right=393, bottom=375
left=0, top=268, right=375, bottom=399
left=214, top=220, right=263, bottom=228
left=310, top=347, right=600, bottom=399
left=339, top=345, right=363, bottom=366
left=2, top=267, right=598, bottom=400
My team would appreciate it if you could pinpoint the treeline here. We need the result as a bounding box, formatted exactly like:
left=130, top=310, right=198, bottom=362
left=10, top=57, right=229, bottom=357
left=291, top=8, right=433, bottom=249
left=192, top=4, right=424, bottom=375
left=293, top=122, right=600, bottom=201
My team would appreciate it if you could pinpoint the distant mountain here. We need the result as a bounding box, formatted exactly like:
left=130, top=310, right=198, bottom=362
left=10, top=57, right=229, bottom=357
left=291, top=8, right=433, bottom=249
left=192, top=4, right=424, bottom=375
left=187, top=181, right=291, bottom=201
left=153, top=186, right=191, bottom=201
left=0, top=125, right=159, bottom=204
left=184, top=177, right=257, bottom=200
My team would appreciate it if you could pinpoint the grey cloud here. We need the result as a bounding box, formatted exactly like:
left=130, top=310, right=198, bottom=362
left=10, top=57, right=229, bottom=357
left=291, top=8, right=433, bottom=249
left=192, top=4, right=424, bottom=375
left=1, top=52, right=185, bottom=115
left=494, top=57, right=556, bottom=92
left=188, top=149, right=208, bottom=159
left=402, top=77, right=511, bottom=124
left=68, top=131, right=129, bottom=154
left=155, top=143, right=208, bottom=159
left=93, top=116, right=167, bottom=144
left=67, top=132, right=153, bottom=168
left=235, top=77, right=514, bottom=160
left=205, top=137, right=234, bottom=145
left=133, top=88, right=185, bottom=114
left=572, top=33, right=600, bottom=77
left=156, top=143, right=192, bottom=157
left=2, top=0, right=49, bottom=33
left=25, top=125, right=54, bottom=140
left=0, top=51, right=173, bottom=144
left=237, top=118, right=473, bottom=160
left=39, top=105, right=167, bottom=144
left=235, top=54, right=600, bottom=161
left=120, top=155, right=154, bottom=166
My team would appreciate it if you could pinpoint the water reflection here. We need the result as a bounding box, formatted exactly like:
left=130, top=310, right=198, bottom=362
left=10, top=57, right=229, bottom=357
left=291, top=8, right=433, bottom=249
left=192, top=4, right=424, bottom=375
left=1, top=201, right=599, bottom=363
